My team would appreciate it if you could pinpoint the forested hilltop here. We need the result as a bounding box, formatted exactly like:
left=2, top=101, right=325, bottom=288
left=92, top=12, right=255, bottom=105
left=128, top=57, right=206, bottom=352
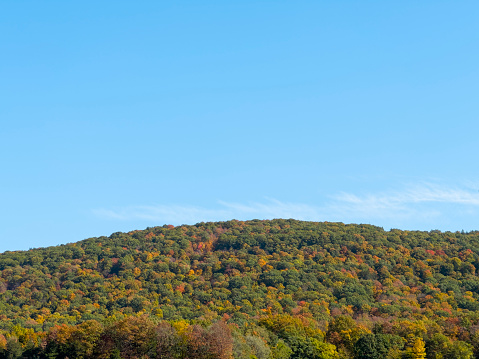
left=2, top=219, right=479, bottom=358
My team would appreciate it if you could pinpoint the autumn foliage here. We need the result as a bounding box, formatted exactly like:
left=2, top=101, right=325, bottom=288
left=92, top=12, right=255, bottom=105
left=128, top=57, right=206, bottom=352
left=1, top=219, right=479, bottom=358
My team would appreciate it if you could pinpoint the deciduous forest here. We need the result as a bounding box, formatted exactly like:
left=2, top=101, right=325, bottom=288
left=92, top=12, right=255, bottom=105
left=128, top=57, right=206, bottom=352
left=1, top=219, right=479, bottom=358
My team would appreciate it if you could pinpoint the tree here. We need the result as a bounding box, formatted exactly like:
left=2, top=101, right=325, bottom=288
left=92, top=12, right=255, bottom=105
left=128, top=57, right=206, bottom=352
left=270, top=339, right=293, bottom=359
left=2, top=337, right=23, bottom=359
left=245, top=335, right=271, bottom=359
left=99, top=316, right=156, bottom=359
left=327, top=316, right=369, bottom=355
left=154, top=322, right=187, bottom=359
left=403, top=336, right=426, bottom=359
left=44, top=324, right=76, bottom=358
left=444, top=341, right=473, bottom=359
left=187, top=321, right=233, bottom=359
left=0, top=335, right=6, bottom=351
left=70, top=320, right=103, bottom=358
left=353, top=333, right=403, bottom=359
left=288, top=336, right=338, bottom=359
left=426, top=333, right=449, bottom=359
left=354, top=334, right=383, bottom=359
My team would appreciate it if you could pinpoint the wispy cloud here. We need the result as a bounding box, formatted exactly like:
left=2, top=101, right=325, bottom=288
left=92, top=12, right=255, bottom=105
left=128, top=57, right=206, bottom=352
left=92, top=199, right=324, bottom=225
left=330, top=183, right=479, bottom=219
left=218, top=198, right=322, bottom=220
left=93, top=205, right=231, bottom=224
left=92, top=183, right=479, bottom=229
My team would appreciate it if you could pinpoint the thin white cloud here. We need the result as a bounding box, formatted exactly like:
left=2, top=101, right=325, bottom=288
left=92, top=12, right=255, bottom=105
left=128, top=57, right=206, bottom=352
left=92, top=199, right=325, bottom=224
left=92, top=205, right=231, bottom=224
left=219, top=198, right=322, bottom=220
left=326, top=183, right=479, bottom=225
left=92, top=183, right=479, bottom=228
left=404, top=184, right=479, bottom=205
left=333, top=183, right=479, bottom=210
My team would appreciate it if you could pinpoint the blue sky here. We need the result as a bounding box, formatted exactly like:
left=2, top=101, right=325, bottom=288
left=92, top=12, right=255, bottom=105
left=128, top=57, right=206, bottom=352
left=1, top=1, right=479, bottom=252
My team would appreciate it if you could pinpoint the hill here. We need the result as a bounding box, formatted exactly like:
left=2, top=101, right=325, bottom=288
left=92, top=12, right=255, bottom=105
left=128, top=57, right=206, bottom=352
left=1, top=219, right=479, bottom=358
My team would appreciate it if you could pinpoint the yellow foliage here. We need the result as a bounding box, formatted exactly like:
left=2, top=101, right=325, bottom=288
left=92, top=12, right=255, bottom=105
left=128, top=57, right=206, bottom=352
left=10, top=325, right=36, bottom=346
left=405, top=336, right=426, bottom=359
left=0, top=334, right=6, bottom=350
left=154, top=308, right=163, bottom=318
left=36, top=314, right=46, bottom=324
left=172, top=320, right=190, bottom=334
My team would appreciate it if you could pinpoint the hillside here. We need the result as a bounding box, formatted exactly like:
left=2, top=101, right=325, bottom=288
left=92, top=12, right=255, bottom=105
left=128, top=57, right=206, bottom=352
left=1, top=219, right=479, bottom=358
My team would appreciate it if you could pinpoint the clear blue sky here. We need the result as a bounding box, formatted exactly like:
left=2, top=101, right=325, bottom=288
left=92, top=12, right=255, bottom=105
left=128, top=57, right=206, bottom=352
left=1, top=1, right=479, bottom=252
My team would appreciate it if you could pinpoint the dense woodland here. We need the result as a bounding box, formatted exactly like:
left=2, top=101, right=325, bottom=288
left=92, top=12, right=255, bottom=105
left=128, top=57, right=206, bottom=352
left=1, top=219, right=479, bottom=358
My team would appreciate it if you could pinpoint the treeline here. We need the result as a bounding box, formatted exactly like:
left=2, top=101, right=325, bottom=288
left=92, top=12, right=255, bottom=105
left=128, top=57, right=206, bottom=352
left=1, top=219, right=479, bottom=358
left=0, top=313, right=475, bottom=358
left=0, top=316, right=234, bottom=359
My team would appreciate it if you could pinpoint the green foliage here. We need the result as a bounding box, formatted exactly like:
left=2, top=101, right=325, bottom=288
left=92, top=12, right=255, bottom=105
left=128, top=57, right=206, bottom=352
left=353, top=333, right=404, bottom=359
left=2, top=220, right=479, bottom=357
left=354, top=334, right=385, bottom=359
left=270, top=339, right=293, bottom=359
left=443, top=341, right=473, bottom=359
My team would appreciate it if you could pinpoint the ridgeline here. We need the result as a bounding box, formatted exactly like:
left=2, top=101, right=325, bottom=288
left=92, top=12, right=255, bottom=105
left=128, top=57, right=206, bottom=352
left=1, top=219, right=479, bottom=358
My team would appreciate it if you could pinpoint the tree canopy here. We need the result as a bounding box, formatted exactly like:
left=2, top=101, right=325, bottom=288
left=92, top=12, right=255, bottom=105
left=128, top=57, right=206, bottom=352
left=1, top=219, right=479, bottom=358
